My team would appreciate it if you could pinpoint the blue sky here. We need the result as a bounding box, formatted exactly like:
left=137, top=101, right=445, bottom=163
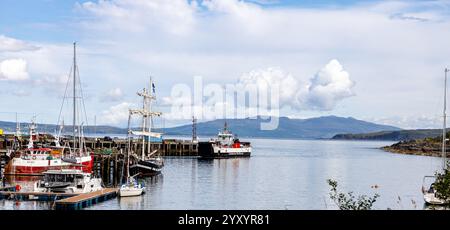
left=1, top=0, right=450, bottom=129
left=0, top=0, right=385, bottom=41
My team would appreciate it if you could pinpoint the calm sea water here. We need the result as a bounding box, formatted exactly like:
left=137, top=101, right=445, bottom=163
left=0, top=139, right=443, bottom=210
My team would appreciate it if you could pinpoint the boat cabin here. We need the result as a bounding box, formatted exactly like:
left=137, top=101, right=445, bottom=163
left=217, top=132, right=234, bottom=146
left=42, top=169, right=90, bottom=187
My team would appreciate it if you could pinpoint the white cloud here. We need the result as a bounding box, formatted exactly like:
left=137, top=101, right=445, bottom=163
left=0, top=35, right=39, bottom=52
left=297, top=59, right=355, bottom=111
left=236, top=59, right=355, bottom=111
left=79, top=0, right=198, bottom=35
left=101, top=87, right=124, bottom=102
left=100, top=102, right=132, bottom=125
left=237, top=67, right=298, bottom=108
left=368, top=115, right=442, bottom=129
left=0, top=59, right=30, bottom=81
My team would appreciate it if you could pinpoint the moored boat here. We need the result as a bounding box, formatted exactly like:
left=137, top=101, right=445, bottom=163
left=127, top=79, right=164, bottom=177
left=120, top=133, right=146, bottom=197
left=33, top=169, right=102, bottom=193
left=4, top=149, right=93, bottom=176
left=422, top=68, right=450, bottom=205
left=4, top=119, right=93, bottom=176
left=198, top=122, right=251, bottom=159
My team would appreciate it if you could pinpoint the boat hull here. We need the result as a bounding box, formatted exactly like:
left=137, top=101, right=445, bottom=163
left=129, top=159, right=163, bottom=177
left=198, top=142, right=251, bottom=159
left=423, top=192, right=448, bottom=205
left=119, top=188, right=144, bottom=197
left=4, top=156, right=93, bottom=176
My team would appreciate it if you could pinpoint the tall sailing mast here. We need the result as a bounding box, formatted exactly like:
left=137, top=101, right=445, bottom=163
left=138, top=87, right=150, bottom=160
left=67, top=42, right=88, bottom=157
left=443, top=68, right=449, bottom=170
left=73, top=42, right=77, bottom=155
left=130, top=78, right=162, bottom=160
left=147, top=77, right=154, bottom=155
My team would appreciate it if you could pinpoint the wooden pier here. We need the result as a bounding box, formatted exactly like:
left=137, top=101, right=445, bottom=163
left=0, top=188, right=118, bottom=210
left=0, top=134, right=199, bottom=186
left=0, top=134, right=199, bottom=157
left=0, top=133, right=198, bottom=210
left=0, top=190, right=77, bottom=201
left=55, top=188, right=118, bottom=210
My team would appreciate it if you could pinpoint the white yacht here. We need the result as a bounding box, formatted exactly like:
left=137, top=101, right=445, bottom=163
left=33, top=169, right=103, bottom=194
left=119, top=177, right=145, bottom=197
left=120, top=147, right=146, bottom=197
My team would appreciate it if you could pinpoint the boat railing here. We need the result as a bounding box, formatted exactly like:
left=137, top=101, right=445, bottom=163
left=422, top=175, right=437, bottom=194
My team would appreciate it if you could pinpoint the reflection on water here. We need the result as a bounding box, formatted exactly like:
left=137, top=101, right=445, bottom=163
left=1, top=139, right=444, bottom=210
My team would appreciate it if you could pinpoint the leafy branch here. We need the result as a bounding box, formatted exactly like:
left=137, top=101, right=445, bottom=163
left=327, top=179, right=380, bottom=210
left=433, top=162, right=450, bottom=201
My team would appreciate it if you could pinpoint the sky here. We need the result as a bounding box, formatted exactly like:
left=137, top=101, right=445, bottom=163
left=1, top=0, right=450, bottom=129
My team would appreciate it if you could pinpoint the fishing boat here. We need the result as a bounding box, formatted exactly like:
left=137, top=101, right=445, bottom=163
left=33, top=169, right=102, bottom=193
left=198, top=122, right=251, bottom=159
left=128, top=79, right=164, bottom=177
left=4, top=118, right=92, bottom=176
left=422, top=68, right=450, bottom=205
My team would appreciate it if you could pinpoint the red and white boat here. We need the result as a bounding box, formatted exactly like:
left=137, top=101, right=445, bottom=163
left=4, top=148, right=93, bottom=176
left=198, top=122, right=252, bottom=158
left=4, top=121, right=93, bottom=176
left=5, top=42, right=94, bottom=176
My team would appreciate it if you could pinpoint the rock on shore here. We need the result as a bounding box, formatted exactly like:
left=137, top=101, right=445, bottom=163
left=382, top=134, right=450, bottom=157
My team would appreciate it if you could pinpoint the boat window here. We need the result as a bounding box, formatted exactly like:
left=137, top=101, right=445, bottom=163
left=67, top=174, right=75, bottom=182
left=44, top=174, right=52, bottom=182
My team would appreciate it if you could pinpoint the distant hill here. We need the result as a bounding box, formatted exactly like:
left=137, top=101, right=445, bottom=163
left=332, top=129, right=443, bottom=141
left=0, top=116, right=401, bottom=139
left=0, top=121, right=127, bottom=135
left=159, top=116, right=401, bottom=139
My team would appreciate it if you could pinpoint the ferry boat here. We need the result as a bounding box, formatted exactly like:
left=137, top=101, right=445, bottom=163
left=198, top=122, right=251, bottom=158
left=4, top=43, right=94, bottom=176
left=33, top=169, right=102, bottom=193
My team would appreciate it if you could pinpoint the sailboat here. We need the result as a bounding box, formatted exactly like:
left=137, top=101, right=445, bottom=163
left=422, top=68, right=450, bottom=205
left=32, top=42, right=102, bottom=194
left=5, top=43, right=94, bottom=176
left=119, top=135, right=145, bottom=197
left=128, top=78, right=164, bottom=177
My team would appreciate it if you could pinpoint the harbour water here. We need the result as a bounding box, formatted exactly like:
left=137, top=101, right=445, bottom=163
left=0, top=138, right=443, bottom=210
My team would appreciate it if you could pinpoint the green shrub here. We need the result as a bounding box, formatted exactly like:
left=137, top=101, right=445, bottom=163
left=327, top=179, right=380, bottom=210
left=434, top=162, right=450, bottom=201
